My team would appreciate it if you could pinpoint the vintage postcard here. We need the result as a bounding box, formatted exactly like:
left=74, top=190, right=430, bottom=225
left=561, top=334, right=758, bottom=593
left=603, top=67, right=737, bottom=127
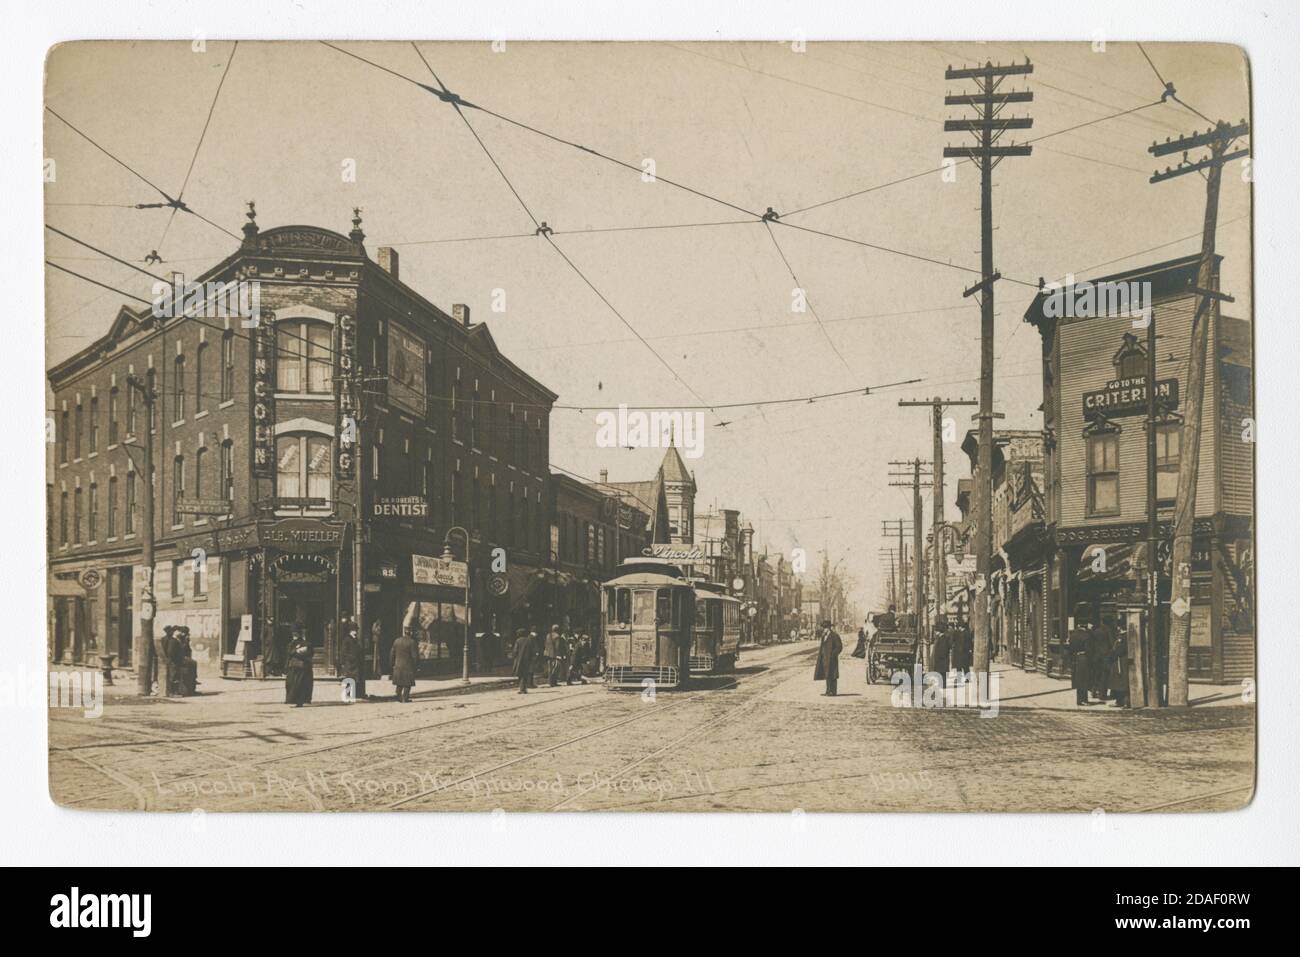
left=44, top=40, right=1254, bottom=813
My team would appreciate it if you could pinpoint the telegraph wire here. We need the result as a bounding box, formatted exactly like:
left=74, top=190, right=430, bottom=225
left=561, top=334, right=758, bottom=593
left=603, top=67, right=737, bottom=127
left=45, top=107, right=241, bottom=243
left=407, top=42, right=714, bottom=409
left=158, top=41, right=241, bottom=250
left=45, top=245, right=924, bottom=416
left=322, top=40, right=1012, bottom=286
left=762, top=220, right=853, bottom=373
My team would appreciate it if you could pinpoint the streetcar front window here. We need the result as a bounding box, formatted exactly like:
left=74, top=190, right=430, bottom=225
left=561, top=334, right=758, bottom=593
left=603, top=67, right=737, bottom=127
left=610, top=588, right=631, bottom=625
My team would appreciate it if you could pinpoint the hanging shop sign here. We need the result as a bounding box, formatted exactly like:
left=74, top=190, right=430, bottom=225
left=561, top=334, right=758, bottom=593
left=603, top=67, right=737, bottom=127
left=1082, top=375, right=1178, bottom=419
left=251, top=315, right=277, bottom=478
left=78, top=568, right=102, bottom=590
left=379, top=561, right=398, bottom=580
left=373, top=495, right=429, bottom=518
left=489, top=573, right=509, bottom=596
left=412, top=554, right=468, bottom=589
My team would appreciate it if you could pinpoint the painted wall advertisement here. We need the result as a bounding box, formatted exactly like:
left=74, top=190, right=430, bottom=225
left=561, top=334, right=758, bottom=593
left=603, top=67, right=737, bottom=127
left=387, top=321, right=427, bottom=416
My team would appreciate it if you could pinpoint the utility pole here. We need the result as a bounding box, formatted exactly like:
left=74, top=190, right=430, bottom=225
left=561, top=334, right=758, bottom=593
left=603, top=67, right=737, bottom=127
left=125, top=374, right=158, bottom=696
left=943, top=58, right=1034, bottom=678
left=881, top=520, right=913, bottom=613
left=1148, top=119, right=1249, bottom=707
left=890, top=461, right=933, bottom=636
left=899, top=397, right=977, bottom=628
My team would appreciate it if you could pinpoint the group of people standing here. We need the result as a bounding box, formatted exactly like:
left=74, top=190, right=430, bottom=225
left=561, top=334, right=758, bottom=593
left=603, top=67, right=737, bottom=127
left=155, top=625, right=199, bottom=697
left=1067, top=607, right=1128, bottom=707
left=926, top=615, right=975, bottom=685
left=511, top=626, right=593, bottom=693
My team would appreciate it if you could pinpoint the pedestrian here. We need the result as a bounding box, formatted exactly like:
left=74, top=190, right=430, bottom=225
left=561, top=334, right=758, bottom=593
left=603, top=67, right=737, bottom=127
left=1102, top=613, right=1127, bottom=708
left=571, top=633, right=592, bottom=684
left=931, top=617, right=952, bottom=687
left=167, top=625, right=188, bottom=695
left=851, top=626, right=868, bottom=659
left=813, top=619, right=842, bottom=696
left=1086, top=613, right=1110, bottom=703
left=389, top=626, right=418, bottom=703
left=159, top=625, right=179, bottom=696
left=338, top=616, right=365, bottom=700
left=955, top=621, right=974, bottom=674
left=1068, top=610, right=1091, bottom=707
left=284, top=625, right=314, bottom=707
left=544, top=625, right=563, bottom=687
left=512, top=628, right=536, bottom=694
left=175, top=627, right=198, bottom=696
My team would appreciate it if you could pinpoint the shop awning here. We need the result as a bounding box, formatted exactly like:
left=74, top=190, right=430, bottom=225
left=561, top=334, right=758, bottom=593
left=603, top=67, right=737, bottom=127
left=1076, top=542, right=1139, bottom=583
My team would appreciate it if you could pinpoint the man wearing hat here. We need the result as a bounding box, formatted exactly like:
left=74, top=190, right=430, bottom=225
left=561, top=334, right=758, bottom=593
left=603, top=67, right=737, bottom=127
left=159, top=625, right=179, bottom=696
left=813, top=620, right=843, bottom=696
left=512, top=628, right=536, bottom=694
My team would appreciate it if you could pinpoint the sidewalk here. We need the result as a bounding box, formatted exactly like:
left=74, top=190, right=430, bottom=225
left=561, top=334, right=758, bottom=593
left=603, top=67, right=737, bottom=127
left=987, top=661, right=1248, bottom=710
left=49, top=662, right=518, bottom=704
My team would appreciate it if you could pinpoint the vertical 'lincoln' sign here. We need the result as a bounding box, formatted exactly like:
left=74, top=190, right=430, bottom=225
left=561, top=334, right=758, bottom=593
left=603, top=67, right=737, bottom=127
left=251, top=311, right=276, bottom=478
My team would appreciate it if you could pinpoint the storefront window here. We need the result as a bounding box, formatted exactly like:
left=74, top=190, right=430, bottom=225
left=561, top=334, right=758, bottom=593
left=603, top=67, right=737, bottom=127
left=1087, top=432, right=1120, bottom=516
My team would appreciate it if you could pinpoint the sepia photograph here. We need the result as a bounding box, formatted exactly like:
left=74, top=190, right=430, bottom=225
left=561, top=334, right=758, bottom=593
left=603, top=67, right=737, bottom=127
left=5, top=0, right=1297, bottom=887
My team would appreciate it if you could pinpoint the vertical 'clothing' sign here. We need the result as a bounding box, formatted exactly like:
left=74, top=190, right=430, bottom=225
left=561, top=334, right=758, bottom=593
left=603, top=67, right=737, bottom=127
left=251, top=313, right=277, bottom=478
left=336, top=314, right=357, bottom=480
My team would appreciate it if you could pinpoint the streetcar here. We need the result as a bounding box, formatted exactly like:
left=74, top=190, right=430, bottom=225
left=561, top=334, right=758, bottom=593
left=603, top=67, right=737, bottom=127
left=602, top=558, right=695, bottom=689
left=689, top=580, right=742, bottom=674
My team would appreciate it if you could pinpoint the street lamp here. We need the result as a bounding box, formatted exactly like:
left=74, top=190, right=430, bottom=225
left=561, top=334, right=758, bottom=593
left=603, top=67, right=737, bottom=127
left=443, top=526, right=471, bottom=685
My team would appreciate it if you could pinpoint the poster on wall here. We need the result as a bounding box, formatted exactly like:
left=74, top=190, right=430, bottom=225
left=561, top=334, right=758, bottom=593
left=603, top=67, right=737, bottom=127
left=387, top=321, right=427, bottom=416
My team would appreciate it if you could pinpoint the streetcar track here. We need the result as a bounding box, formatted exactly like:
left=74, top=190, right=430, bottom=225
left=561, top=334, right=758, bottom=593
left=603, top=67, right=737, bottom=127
left=547, top=661, right=796, bottom=811
left=579, top=714, right=1254, bottom=810
left=387, top=646, right=815, bottom=810
left=50, top=688, right=603, bottom=806
left=52, top=748, right=151, bottom=811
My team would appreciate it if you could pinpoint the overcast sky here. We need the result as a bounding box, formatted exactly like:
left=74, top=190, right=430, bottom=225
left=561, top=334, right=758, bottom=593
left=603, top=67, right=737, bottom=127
left=43, top=40, right=1252, bottom=610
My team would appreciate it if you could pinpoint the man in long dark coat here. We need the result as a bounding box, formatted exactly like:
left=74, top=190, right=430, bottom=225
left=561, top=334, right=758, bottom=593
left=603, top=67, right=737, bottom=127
left=389, top=627, right=418, bottom=703
left=174, top=627, right=198, bottom=696
left=512, top=628, right=536, bottom=694
left=338, top=617, right=365, bottom=700
left=931, top=620, right=952, bottom=687
left=159, top=626, right=178, bottom=696
left=1088, top=615, right=1113, bottom=703
left=284, top=625, right=314, bottom=707
left=1068, top=619, right=1091, bottom=706
left=813, top=620, right=843, bottom=696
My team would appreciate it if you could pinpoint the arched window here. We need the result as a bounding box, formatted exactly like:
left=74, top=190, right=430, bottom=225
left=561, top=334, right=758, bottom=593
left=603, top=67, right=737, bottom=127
left=221, top=331, right=235, bottom=402
left=195, top=341, right=207, bottom=413
left=173, top=354, right=186, bottom=420
left=277, top=320, right=333, bottom=395
left=276, top=433, right=332, bottom=502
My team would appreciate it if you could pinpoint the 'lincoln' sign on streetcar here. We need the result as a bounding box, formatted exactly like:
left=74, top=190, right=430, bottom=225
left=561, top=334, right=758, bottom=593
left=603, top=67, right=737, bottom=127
left=643, top=543, right=707, bottom=562
left=1083, top=376, right=1179, bottom=419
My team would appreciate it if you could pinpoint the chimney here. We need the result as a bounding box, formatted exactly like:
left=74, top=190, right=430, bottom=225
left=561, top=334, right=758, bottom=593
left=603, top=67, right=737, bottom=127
left=599, top=470, right=608, bottom=484
left=452, top=303, right=471, bottom=327
left=377, top=246, right=399, bottom=280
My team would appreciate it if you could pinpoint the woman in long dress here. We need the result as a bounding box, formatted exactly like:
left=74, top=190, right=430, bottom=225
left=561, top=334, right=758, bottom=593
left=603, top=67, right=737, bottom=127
left=284, top=626, right=314, bottom=707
